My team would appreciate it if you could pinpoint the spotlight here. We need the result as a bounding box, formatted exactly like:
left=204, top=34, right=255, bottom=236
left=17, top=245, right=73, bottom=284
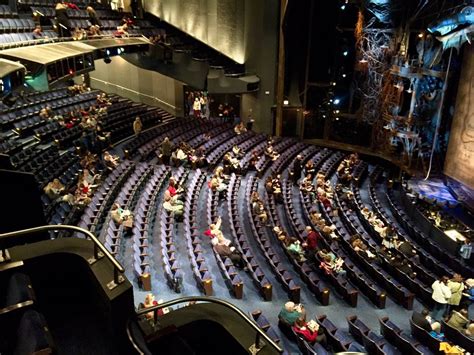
left=340, top=5, right=346, bottom=10
left=283, top=99, right=289, bottom=106
left=334, top=98, right=341, bottom=105
left=342, top=74, right=346, bottom=78
left=335, top=117, right=340, bottom=121
left=106, top=49, right=110, bottom=56
left=332, top=82, right=336, bottom=86
left=418, top=33, right=424, bottom=38
left=117, top=48, right=122, bottom=54
left=343, top=50, right=348, bottom=56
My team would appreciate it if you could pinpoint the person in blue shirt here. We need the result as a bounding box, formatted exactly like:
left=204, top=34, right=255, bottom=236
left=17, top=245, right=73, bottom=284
left=460, top=239, right=472, bottom=262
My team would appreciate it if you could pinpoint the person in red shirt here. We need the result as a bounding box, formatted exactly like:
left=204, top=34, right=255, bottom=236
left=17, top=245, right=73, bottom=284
left=304, top=226, right=320, bottom=251
left=292, top=318, right=327, bottom=347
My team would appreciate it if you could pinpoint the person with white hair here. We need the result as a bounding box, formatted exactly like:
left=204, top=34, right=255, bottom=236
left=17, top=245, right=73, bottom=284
left=278, top=301, right=306, bottom=325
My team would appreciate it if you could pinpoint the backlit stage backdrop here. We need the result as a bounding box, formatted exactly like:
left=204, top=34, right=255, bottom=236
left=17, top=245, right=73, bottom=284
left=144, top=0, right=246, bottom=64
left=444, top=45, right=474, bottom=189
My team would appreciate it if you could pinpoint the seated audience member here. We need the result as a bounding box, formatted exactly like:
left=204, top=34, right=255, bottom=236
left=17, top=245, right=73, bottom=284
left=270, top=175, right=283, bottom=203
left=189, top=147, right=205, bottom=169
left=223, top=152, right=240, bottom=175
left=163, top=190, right=184, bottom=219
left=393, top=238, right=417, bottom=258
left=465, top=323, right=474, bottom=339
left=171, top=143, right=188, bottom=166
left=318, top=192, right=332, bottom=210
left=309, top=211, right=323, bottom=225
left=206, top=216, right=231, bottom=246
left=133, top=116, right=142, bottom=136
left=318, top=249, right=336, bottom=262
left=142, top=293, right=165, bottom=321
left=72, top=27, right=87, bottom=41
left=285, top=237, right=306, bottom=262
left=103, top=151, right=120, bottom=170
left=44, top=178, right=65, bottom=200
left=374, top=221, right=388, bottom=238
left=429, top=322, right=445, bottom=341
left=209, top=167, right=228, bottom=194
left=214, top=243, right=246, bottom=270
left=110, top=203, right=134, bottom=230
left=293, top=318, right=327, bottom=347
left=377, top=245, right=395, bottom=262
left=304, top=160, right=316, bottom=179
left=81, top=168, right=99, bottom=186
left=278, top=301, right=306, bottom=325
left=273, top=226, right=288, bottom=241
left=321, top=222, right=337, bottom=239
left=248, top=150, right=260, bottom=172
left=392, top=255, right=417, bottom=278
left=234, top=122, right=247, bottom=135
left=300, top=174, right=316, bottom=200
left=350, top=235, right=376, bottom=259
left=114, top=22, right=129, bottom=37
left=253, top=201, right=269, bottom=226
left=39, top=106, right=53, bottom=120
left=320, top=254, right=346, bottom=277
left=32, top=25, right=47, bottom=39
left=447, top=309, right=469, bottom=331
left=167, top=177, right=183, bottom=202
left=264, top=143, right=279, bottom=161
left=250, top=191, right=262, bottom=207
left=412, top=309, right=439, bottom=332
left=304, top=226, right=319, bottom=252
left=231, top=145, right=243, bottom=159
left=462, top=278, right=474, bottom=303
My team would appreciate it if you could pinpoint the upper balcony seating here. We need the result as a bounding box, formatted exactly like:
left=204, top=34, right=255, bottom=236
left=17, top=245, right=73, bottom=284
left=0, top=4, right=17, bottom=18
left=0, top=18, right=35, bottom=33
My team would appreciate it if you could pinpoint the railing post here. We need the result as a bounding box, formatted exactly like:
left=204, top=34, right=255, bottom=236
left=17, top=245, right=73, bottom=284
left=249, top=331, right=263, bottom=354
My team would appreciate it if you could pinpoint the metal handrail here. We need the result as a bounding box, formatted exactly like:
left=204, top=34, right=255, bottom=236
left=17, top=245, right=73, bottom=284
left=0, top=225, right=125, bottom=285
left=130, top=296, right=284, bottom=353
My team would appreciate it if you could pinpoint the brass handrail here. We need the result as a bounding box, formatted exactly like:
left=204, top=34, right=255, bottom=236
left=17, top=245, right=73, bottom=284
left=130, top=296, right=284, bottom=353
left=0, top=225, right=125, bottom=285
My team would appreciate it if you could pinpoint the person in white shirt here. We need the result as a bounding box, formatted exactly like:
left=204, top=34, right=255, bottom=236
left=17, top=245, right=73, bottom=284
left=431, top=276, right=452, bottom=321
left=193, top=98, right=201, bottom=118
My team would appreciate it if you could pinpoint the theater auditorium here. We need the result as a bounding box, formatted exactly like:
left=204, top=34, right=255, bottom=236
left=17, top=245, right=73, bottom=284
left=0, top=0, right=473, bottom=354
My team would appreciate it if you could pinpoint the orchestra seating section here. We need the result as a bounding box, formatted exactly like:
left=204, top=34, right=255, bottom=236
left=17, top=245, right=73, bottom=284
left=2, top=87, right=473, bottom=352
